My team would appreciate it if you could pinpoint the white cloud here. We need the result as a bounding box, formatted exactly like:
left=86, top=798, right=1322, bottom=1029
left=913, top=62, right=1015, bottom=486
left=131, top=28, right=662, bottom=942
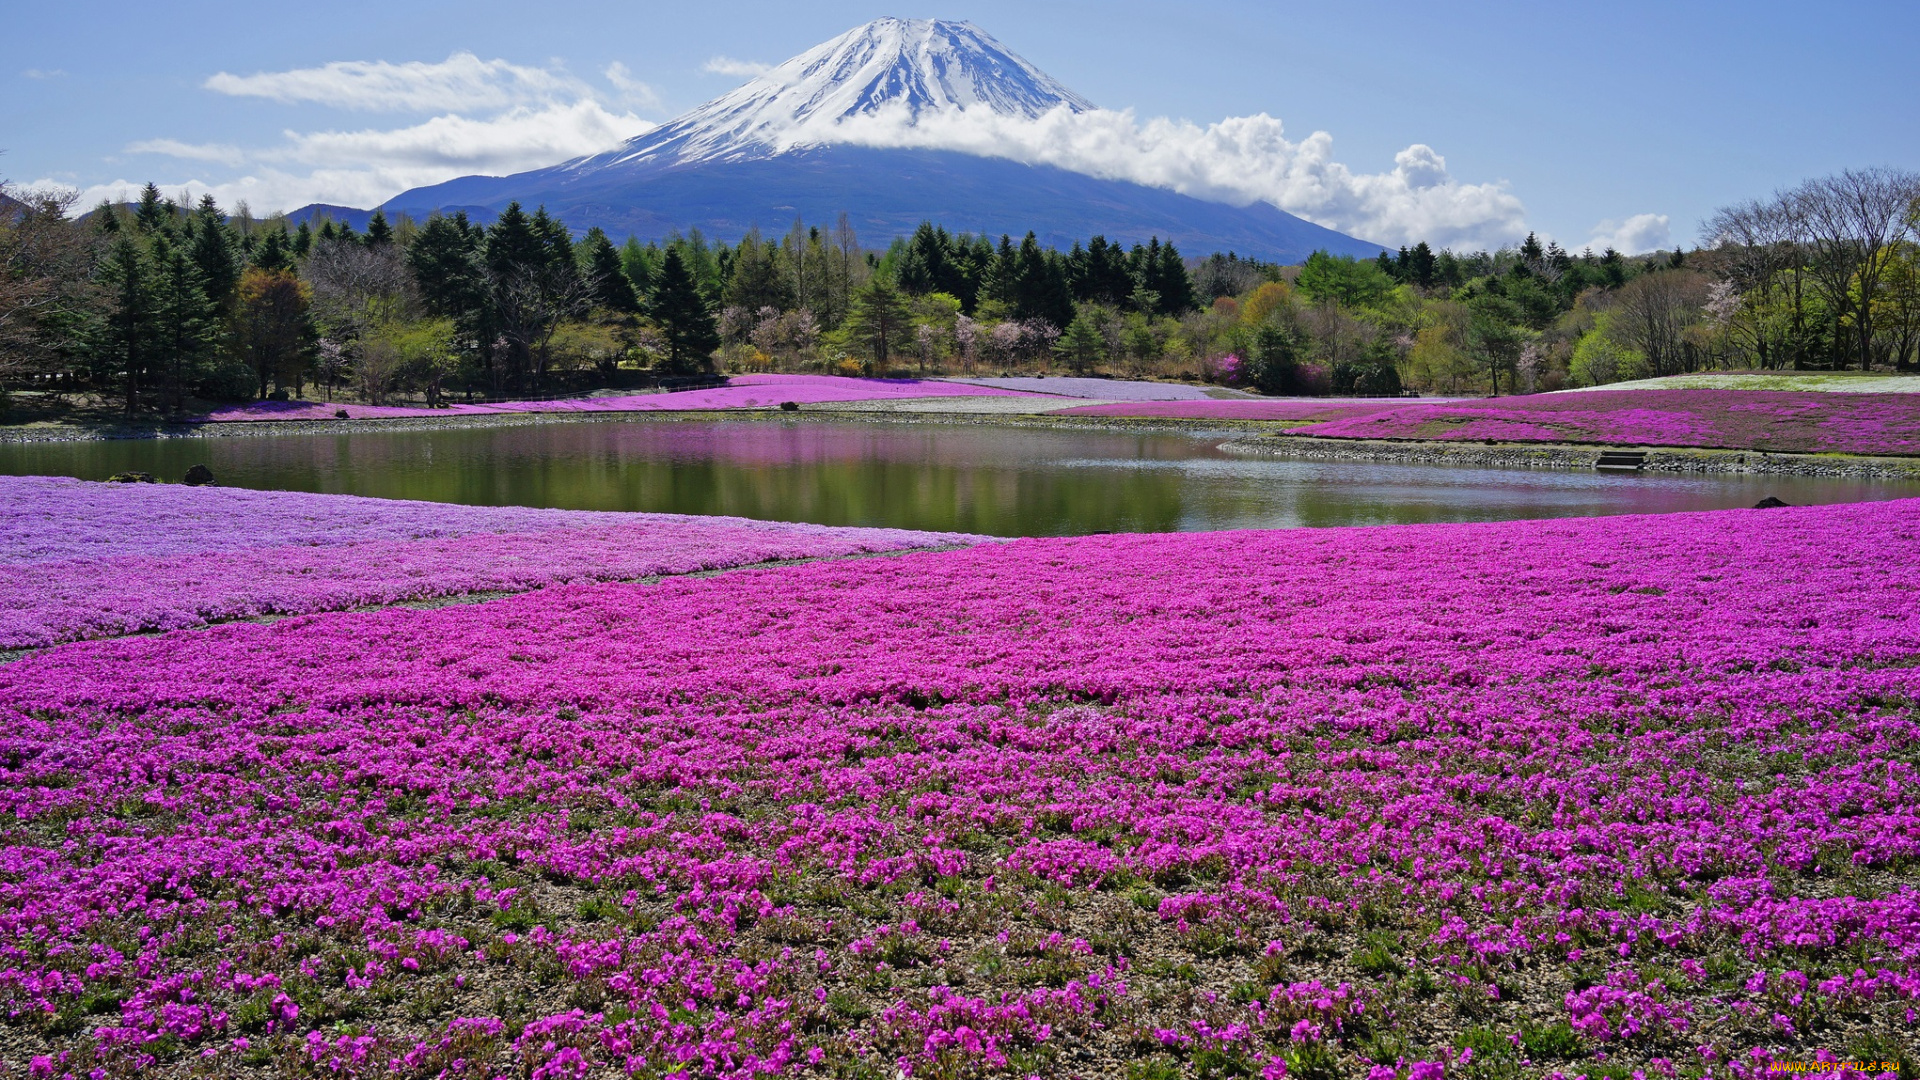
left=21, top=68, right=66, bottom=80
left=204, top=52, right=591, bottom=113
left=603, top=62, right=662, bottom=110
left=280, top=101, right=653, bottom=173
left=807, top=105, right=1526, bottom=249
left=126, top=138, right=247, bottom=166
left=85, top=51, right=660, bottom=215
left=67, top=102, right=653, bottom=215
left=703, top=56, right=773, bottom=79
left=1585, top=213, right=1670, bottom=255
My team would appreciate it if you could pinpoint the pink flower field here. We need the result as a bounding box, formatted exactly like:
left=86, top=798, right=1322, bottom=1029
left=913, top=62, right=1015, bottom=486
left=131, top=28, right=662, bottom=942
left=1069, top=390, right=1920, bottom=456
left=201, top=375, right=1037, bottom=423
left=1292, top=390, right=1920, bottom=454
left=2, top=488, right=1918, bottom=1077
left=1058, top=400, right=1408, bottom=423
left=0, top=477, right=980, bottom=648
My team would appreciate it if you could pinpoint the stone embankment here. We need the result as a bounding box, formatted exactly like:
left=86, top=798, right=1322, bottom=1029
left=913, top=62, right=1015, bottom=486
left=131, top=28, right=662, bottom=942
left=1220, top=434, right=1920, bottom=479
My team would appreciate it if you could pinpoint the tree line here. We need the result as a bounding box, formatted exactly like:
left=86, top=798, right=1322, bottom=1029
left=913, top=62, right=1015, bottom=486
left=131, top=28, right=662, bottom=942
left=2, top=167, right=1915, bottom=415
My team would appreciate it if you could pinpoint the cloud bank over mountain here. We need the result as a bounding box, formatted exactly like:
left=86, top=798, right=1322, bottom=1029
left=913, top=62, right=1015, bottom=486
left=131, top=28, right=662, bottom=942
left=810, top=105, right=1524, bottom=250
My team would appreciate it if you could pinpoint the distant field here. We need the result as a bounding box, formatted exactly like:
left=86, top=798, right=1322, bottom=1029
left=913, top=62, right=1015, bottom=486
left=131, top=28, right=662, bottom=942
left=1564, top=372, right=1920, bottom=394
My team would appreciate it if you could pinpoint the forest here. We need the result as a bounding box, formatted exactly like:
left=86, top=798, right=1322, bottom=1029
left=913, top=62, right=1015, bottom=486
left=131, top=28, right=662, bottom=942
left=0, top=166, right=1916, bottom=415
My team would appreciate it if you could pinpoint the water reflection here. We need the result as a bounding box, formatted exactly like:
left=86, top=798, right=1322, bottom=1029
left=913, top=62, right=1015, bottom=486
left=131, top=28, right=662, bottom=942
left=2, top=417, right=1912, bottom=537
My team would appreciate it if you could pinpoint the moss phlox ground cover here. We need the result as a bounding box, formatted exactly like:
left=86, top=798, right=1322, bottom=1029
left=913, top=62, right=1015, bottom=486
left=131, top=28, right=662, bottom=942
left=1067, top=391, right=1920, bottom=455
left=1, top=496, right=1918, bottom=1076
left=0, top=477, right=979, bottom=648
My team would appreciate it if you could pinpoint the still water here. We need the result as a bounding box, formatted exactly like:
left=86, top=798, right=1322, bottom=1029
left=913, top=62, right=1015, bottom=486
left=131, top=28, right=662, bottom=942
left=3, top=418, right=1913, bottom=536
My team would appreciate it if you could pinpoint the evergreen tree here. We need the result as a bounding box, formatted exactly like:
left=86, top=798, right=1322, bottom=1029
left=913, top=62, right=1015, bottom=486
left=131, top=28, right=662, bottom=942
left=292, top=221, right=313, bottom=257
left=1053, top=312, right=1107, bottom=374
left=580, top=227, right=639, bottom=312
left=1146, top=239, right=1197, bottom=315
left=484, top=203, right=543, bottom=275
left=648, top=247, right=719, bottom=373
left=723, top=230, right=793, bottom=312
left=148, top=233, right=218, bottom=413
left=409, top=212, right=487, bottom=320
left=1246, top=320, right=1307, bottom=395
left=1007, top=232, right=1072, bottom=327
left=620, top=237, right=660, bottom=299
left=844, top=274, right=915, bottom=366
left=1404, top=241, right=1438, bottom=289
left=95, top=236, right=157, bottom=414
left=364, top=209, right=394, bottom=247
left=187, top=195, right=240, bottom=311
left=133, top=183, right=172, bottom=235
left=251, top=230, right=294, bottom=273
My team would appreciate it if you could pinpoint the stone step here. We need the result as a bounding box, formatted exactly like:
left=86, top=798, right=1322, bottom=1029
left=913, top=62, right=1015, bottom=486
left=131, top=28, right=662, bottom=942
left=1595, top=450, right=1648, bottom=472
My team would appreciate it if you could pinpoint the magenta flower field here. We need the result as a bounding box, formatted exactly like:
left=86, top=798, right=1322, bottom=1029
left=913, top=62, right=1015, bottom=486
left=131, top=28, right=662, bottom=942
left=1291, top=390, right=1920, bottom=454
left=2, top=489, right=1917, bottom=1077
left=0, top=477, right=979, bottom=648
left=201, top=375, right=1037, bottom=423
left=1059, top=400, right=1408, bottom=423
left=1067, top=390, right=1920, bottom=455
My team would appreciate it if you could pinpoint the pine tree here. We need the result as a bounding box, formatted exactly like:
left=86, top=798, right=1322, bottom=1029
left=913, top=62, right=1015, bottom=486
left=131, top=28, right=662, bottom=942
left=409, top=213, right=487, bottom=320
left=723, top=230, right=793, bottom=312
left=148, top=234, right=218, bottom=413
left=251, top=230, right=294, bottom=273
left=96, top=237, right=157, bottom=415
left=1053, top=311, right=1107, bottom=374
left=844, top=274, right=914, bottom=366
left=364, top=209, right=394, bottom=247
left=133, top=183, right=172, bottom=235
left=581, top=228, right=639, bottom=312
left=187, top=195, right=240, bottom=311
left=648, top=247, right=719, bottom=373
left=485, top=203, right=542, bottom=274
left=1148, top=239, right=1197, bottom=315
left=621, top=237, right=659, bottom=300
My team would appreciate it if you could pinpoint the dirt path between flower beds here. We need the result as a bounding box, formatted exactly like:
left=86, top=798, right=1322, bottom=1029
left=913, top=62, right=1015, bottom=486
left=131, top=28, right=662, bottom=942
left=0, top=543, right=977, bottom=665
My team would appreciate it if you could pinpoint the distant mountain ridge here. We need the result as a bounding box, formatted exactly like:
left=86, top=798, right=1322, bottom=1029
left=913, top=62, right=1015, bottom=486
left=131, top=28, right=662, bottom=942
left=294, top=18, right=1387, bottom=262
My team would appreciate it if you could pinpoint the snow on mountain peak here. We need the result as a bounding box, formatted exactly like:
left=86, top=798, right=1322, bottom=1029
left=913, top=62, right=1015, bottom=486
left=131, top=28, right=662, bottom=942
left=587, top=18, right=1095, bottom=170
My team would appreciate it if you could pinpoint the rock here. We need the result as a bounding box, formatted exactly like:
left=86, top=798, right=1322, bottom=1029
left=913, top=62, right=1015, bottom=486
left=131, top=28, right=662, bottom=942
left=1752, top=496, right=1791, bottom=509
left=779, top=401, right=800, bottom=412
left=106, top=472, right=156, bottom=484
left=334, top=408, right=350, bottom=419
left=183, top=465, right=216, bottom=487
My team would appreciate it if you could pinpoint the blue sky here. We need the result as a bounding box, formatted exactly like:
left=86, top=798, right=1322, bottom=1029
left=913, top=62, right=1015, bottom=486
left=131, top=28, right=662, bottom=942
left=5, top=0, right=1915, bottom=252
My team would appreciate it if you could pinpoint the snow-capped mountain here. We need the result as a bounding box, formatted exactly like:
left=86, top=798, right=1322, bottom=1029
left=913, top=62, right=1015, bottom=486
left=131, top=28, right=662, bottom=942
left=354, top=19, right=1385, bottom=261
left=589, top=18, right=1094, bottom=169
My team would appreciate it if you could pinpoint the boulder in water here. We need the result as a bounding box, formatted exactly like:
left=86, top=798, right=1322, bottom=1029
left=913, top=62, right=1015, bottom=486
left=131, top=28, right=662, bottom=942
left=183, top=465, right=216, bottom=486
left=1753, top=496, right=1791, bottom=509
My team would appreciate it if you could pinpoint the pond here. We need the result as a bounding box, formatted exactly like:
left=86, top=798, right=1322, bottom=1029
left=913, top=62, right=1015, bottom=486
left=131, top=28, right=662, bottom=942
left=3, top=417, right=1914, bottom=537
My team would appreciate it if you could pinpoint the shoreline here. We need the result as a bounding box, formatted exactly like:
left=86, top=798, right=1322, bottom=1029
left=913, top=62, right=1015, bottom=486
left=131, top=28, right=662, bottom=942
left=1219, top=433, right=1920, bottom=479
left=4, top=403, right=1919, bottom=479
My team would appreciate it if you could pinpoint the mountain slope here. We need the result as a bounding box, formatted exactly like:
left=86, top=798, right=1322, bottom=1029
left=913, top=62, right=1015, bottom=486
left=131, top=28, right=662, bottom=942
left=384, top=147, right=1383, bottom=261
left=356, top=18, right=1386, bottom=261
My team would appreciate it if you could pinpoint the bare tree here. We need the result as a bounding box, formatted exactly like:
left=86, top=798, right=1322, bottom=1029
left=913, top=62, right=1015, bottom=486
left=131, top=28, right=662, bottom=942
left=304, top=238, right=416, bottom=336
left=1702, top=195, right=1810, bottom=368
left=1791, top=168, right=1920, bottom=370
left=0, top=186, right=99, bottom=385
left=1609, top=270, right=1710, bottom=376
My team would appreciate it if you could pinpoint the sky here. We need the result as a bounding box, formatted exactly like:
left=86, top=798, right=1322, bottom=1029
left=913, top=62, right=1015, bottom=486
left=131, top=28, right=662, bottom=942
left=4, top=0, right=1916, bottom=253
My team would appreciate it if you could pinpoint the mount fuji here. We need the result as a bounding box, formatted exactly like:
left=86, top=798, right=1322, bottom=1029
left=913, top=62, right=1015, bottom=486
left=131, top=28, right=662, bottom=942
left=354, top=19, right=1386, bottom=261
